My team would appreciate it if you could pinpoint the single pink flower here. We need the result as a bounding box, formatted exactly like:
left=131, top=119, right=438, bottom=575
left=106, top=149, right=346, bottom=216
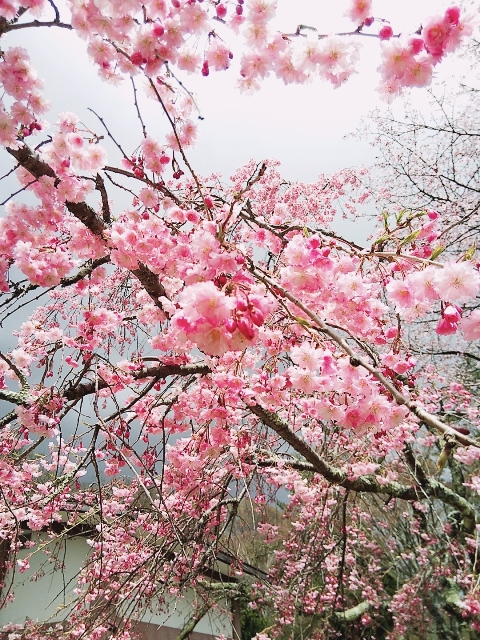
left=386, top=278, right=414, bottom=308
left=378, top=25, right=393, bottom=40
left=460, top=309, right=480, bottom=341
left=433, top=261, right=480, bottom=302
left=422, top=15, right=452, bottom=57
left=345, top=0, right=372, bottom=25
left=436, top=317, right=458, bottom=335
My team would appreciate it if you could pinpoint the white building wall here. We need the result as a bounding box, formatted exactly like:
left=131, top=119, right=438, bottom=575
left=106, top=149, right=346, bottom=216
left=0, top=535, right=232, bottom=638
left=138, top=591, right=231, bottom=637
left=0, top=535, right=88, bottom=624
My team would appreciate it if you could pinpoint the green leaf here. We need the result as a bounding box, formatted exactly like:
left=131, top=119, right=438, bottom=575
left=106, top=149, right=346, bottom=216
left=294, top=315, right=311, bottom=327
left=463, top=246, right=476, bottom=261
left=400, top=229, right=421, bottom=247
left=430, top=245, right=445, bottom=260
left=374, top=234, right=390, bottom=246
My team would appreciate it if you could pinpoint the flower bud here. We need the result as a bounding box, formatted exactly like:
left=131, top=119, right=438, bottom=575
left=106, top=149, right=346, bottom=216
left=250, top=307, right=265, bottom=327
left=237, top=316, right=255, bottom=340
left=236, top=298, right=248, bottom=312
left=225, top=318, right=237, bottom=333
left=379, top=25, right=393, bottom=40
left=443, top=305, right=461, bottom=323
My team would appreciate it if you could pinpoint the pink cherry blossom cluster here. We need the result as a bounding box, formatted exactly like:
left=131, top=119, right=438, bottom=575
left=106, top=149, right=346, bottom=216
left=1, top=2, right=480, bottom=629
left=377, top=6, right=474, bottom=100
left=386, top=259, right=480, bottom=340
left=0, top=1, right=472, bottom=142
left=0, top=47, right=49, bottom=147
left=170, top=280, right=274, bottom=356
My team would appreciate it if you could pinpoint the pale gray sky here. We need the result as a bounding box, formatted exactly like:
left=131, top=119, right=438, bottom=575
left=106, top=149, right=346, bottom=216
left=1, top=0, right=457, bottom=183
left=1, top=0, right=470, bottom=252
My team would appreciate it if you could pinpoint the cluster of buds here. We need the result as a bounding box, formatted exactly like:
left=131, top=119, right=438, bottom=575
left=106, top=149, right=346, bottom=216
left=110, top=419, right=131, bottom=441
left=436, top=304, right=462, bottom=335
left=18, top=392, right=63, bottom=436
left=126, top=155, right=146, bottom=178
left=130, top=51, right=148, bottom=66
left=226, top=297, right=265, bottom=340
left=20, top=120, right=42, bottom=138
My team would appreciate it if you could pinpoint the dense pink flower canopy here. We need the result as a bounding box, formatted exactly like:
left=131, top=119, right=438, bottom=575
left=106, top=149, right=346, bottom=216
left=0, top=1, right=479, bottom=639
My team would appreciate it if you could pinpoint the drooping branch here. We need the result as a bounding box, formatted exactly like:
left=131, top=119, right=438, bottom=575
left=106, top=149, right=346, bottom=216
left=403, top=445, right=476, bottom=533
left=253, top=268, right=480, bottom=450
left=0, top=257, right=110, bottom=312
left=6, top=144, right=168, bottom=307
left=64, top=363, right=211, bottom=401
left=251, top=403, right=477, bottom=533
left=250, top=404, right=417, bottom=499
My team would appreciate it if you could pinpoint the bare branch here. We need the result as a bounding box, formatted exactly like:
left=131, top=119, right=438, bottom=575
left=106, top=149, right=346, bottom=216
left=64, top=363, right=211, bottom=400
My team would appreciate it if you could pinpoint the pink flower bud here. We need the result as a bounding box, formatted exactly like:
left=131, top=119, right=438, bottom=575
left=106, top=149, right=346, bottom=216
left=379, top=25, right=393, bottom=40
left=134, top=167, right=145, bottom=178
left=436, top=317, right=458, bottom=336
left=443, top=305, right=461, bottom=323
left=225, top=318, right=237, bottom=333
left=445, top=6, right=461, bottom=25
left=160, top=154, right=170, bottom=165
left=204, top=196, right=213, bottom=208
left=130, top=51, right=144, bottom=66
left=236, top=4, right=243, bottom=15
left=237, top=316, right=255, bottom=340
left=408, top=37, right=424, bottom=55
left=236, top=299, right=248, bottom=312
left=250, top=307, right=265, bottom=327
left=364, top=16, right=374, bottom=27
left=186, top=210, right=200, bottom=223
left=216, top=3, right=227, bottom=18
left=235, top=254, right=245, bottom=265
left=427, top=209, right=439, bottom=220
left=385, top=327, right=398, bottom=339
left=153, top=23, right=165, bottom=37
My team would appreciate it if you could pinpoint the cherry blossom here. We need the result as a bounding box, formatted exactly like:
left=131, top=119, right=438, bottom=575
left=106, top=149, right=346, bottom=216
left=0, top=2, right=479, bottom=639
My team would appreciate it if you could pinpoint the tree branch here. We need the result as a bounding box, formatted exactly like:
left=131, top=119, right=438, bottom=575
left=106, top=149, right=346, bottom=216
left=250, top=404, right=417, bottom=499
left=252, top=404, right=477, bottom=533
left=64, top=363, right=211, bottom=400
left=253, top=268, right=480, bottom=450
left=6, top=145, right=168, bottom=308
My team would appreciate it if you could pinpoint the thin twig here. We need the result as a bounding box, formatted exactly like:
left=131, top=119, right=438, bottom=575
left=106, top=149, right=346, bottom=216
left=88, top=109, right=130, bottom=160
left=130, top=77, right=147, bottom=138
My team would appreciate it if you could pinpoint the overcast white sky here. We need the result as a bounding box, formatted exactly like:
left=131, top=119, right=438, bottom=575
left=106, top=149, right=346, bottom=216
left=1, top=0, right=462, bottom=184
left=0, top=0, right=471, bottom=258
